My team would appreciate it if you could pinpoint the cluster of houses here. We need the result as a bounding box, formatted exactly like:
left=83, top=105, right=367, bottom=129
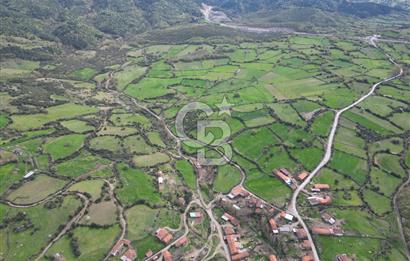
left=221, top=213, right=250, bottom=260
left=110, top=239, right=137, bottom=261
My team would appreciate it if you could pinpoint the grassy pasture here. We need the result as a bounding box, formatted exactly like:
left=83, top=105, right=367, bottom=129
left=71, top=225, right=120, bottom=260
left=390, top=112, right=410, bottom=131
left=214, top=164, right=242, bottom=193
left=332, top=190, right=363, bottom=206
left=11, top=103, right=98, bottom=131
left=310, top=111, right=334, bottom=137
left=68, top=179, right=104, bottom=201
left=329, top=150, right=368, bottom=185
left=124, top=135, right=154, bottom=154
left=126, top=77, right=180, bottom=100
left=329, top=208, right=389, bottom=237
left=116, top=163, right=162, bottom=207
left=114, top=64, right=147, bottom=90
left=359, top=96, right=406, bottom=117
left=317, top=236, right=380, bottom=261
left=344, top=109, right=401, bottom=135
left=0, top=59, right=39, bottom=81
left=0, top=112, right=9, bottom=128
left=175, top=159, right=196, bottom=190
left=334, top=126, right=367, bottom=158
left=56, top=152, right=112, bottom=178
left=6, top=175, right=66, bottom=204
left=374, top=153, right=405, bottom=177
left=289, top=147, right=323, bottom=171
left=314, top=168, right=359, bottom=190
left=110, top=113, right=151, bottom=128
left=244, top=171, right=291, bottom=207
left=0, top=195, right=81, bottom=260
left=270, top=123, right=314, bottom=147
left=233, top=127, right=279, bottom=160
left=69, top=67, right=97, bottom=81
left=133, top=152, right=170, bottom=168
left=269, top=103, right=306, bottom=127
left=363, top=189, right=392, bottom=215
left=147, top=132, right=166, bottom=148
left=369, top=137, right=403, bottom=155
left=61, top=120, right=94, bottom=133
left=44, top=134, right=85, bottom=161
left=369, top=167, right=402, bottom=197
left=0, top=162, right=25, bottom=194
left=98, top=126, right=137, bottom=136
left=81, top=200, right=117, bottom=226
left=89, top=136, right=122, bottom=153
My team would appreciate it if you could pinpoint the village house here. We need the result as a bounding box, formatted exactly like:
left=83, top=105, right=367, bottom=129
left=145, top=250, right=153, bottom=258
left=120, top=249, right=137, bottom=261
left=297, top=171, right=309, bottom=182
left=311, top=183, right=330, bottom=192
left=155, top=228, right=173, bottom=244
left=175, top=236, right=188, bottom=248
left=232, top=252, right=250, bottom=261
left=274, top=169, right=292, bottom=186
left=280, top=211, right=295, bottom=222
left=336, top=254, right=352, bottom=261
left=268, top=255, right=278, bottom=261
left=308, top=195, right=332, bottom=206
left=189, top=212, right=202, bottom=218
left=279, top=225, right=293, bottom=233
left=163, top=250, right=172, bottom=261
left=295, top=228, right=308, bottom=240
left=312, top=226, right=343, bottom=236
left=224, top=225, right=235, bottom=235
left=226, top=234, right=241, bottom=255
left=279, top=168, right=291, bottom=176
left=301, top=252, right=314, bottom=261
left=111, top=239, right=132, bottom=256
left=321, top=211, right=336, bottom=225
left=228, top=186, right=250, bottom=199
left=301, top=240, right=311, bottom=250
left=269, top=218, right=279, bottom=234
left=222, top=212, right=240, bottom=226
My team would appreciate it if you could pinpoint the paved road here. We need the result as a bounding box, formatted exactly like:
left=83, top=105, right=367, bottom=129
left=287, top=40, right=403, bottom=261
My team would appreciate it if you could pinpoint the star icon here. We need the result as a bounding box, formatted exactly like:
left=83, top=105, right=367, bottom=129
left=216, top=96, right=233, bottom=116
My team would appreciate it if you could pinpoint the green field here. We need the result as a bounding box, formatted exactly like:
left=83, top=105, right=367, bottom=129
left=116, top=163, right=163, bottom=207
left=44, top=134, right=85, bottom=161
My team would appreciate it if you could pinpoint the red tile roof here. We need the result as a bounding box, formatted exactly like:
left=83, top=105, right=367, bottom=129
left=155, top=228, right=173, bottom=244
left=163, top=251, right=172, bottom=261
left=121, top=249, right=137, bottom=261
left=297, top=171, right=309, bottom=181
left=110, top=239, right=131, bottom=255
left=175, top=236, right=188, bottom=248
left=269, top=218, right=278, bottom=231
left=313, top=184, right=330, bottom=190
left=279, top=168, right=291, bottom=176
left=268, top=255, right=278, bottom=261
left=226, top=235, right=239, bottom=255
left=312, top=226, right=333, bottom=235
left=319, top=195, right=332, bottom=205
left=224, top=226, right=235, bottom=235
left=145, top=250, right=153, bottom=258
left=275, top=170, right=291, bottom=183
left=232, top=251, right=250, bottom=261
left=295, top=228, right=308, bottom=239
left=301, top=240, right=311, bottom=249
left=301, top=253, right=314, bottom=261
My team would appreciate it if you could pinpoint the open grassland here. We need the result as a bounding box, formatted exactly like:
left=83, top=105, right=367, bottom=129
left=175, top=159, right=196, bottom=190
left=0, top=195, right=81, bottom=260
left=68, top=179, right=104, bottom=201
left=214, top=164, right=242, bottom=193
left=11, top=103, right=98, bottom=131
left=6, top=175, right=66, bottom=204
left=116, top=163, right=163, bottom=207
left=44, top=134, right=85, bottom=161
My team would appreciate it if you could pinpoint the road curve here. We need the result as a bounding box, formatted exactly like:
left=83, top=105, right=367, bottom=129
left=287, top=40, right=403, bottom=261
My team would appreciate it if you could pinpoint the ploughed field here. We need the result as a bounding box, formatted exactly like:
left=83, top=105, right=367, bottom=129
left=0, top=34, right=409, bottom=260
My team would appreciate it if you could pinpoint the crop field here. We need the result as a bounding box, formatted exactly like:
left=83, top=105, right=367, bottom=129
left=0, top=32, right=408, bottom=261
